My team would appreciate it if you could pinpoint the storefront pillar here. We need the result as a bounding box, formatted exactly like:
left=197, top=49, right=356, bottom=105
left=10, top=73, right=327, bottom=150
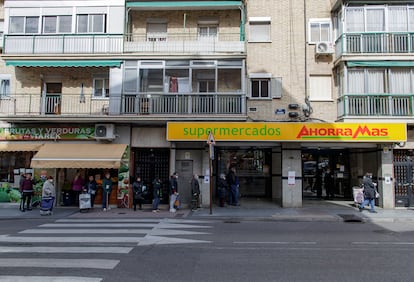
left=170, top=142, right=176, bottom=176
left=380, top=146, right=394, bottom=209
left=281, top=143, right=302, bottom=208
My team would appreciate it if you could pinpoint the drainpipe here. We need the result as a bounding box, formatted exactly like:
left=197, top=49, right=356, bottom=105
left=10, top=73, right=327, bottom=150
left=239, top=4, right=245, bottom=41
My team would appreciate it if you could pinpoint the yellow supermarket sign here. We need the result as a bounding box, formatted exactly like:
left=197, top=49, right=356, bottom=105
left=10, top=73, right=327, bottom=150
left=167, top=122, right=406, bottom=142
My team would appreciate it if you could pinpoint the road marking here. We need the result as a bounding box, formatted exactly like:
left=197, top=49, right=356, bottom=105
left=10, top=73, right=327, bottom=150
left=352, top=242, right=414, bottom=245
left=56, top=218, right=209, bottom=224
left=20, top=228, right=209, bottom=236
left=40, top=223, right=211, bottom=229
left=138, top=235, right=211, bottom=246
left=0, top=235, right=142, bottom=243
left=0, top=258, right=119, bottom=269
left=0, top=276, right=102, bottom=282
left=233, top=241, right=317, bottom=245
left=0, top=246, right=132, bottom=254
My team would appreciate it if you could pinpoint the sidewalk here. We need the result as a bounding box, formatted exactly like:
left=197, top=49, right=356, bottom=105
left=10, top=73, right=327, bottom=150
left=0, top=200, right=413, bottom=223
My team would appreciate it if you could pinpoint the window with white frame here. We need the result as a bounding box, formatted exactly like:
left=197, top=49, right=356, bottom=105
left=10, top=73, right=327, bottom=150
left=93, top=77, right=109, bottom=98
left=146, top=21, right=167, bottom=42
left=198, top=17, right=218, bottom=39
left=0, top=75, right=11, bottom=98
left=248, top=17, right=271, bottom=42
left=9, top=16, right=39, bottom=34
left=77, top=14, right=105, bottom=33
left=43, top=15, right=72, bottom=34
left=309, top=75, right=332, bottom=101
left=248, top=74, right=282, bottom=99
left=309, top=19, right=331, bottom=43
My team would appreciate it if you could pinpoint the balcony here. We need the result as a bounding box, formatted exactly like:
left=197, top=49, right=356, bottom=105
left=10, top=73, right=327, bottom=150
left=124, top=32, right=244, bottom=54
left=0, top=93, right=246, bottom=118
left=337, top=93, right=414, bottom=119
left=3, top=34, right=124, bottom=55
left=335, top=32, right=414, bottom=56
left=2, top=32, right=245, bottom=55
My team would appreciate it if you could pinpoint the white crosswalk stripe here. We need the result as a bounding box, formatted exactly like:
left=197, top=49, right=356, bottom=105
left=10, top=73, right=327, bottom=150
left=0, top=217, right=213, bottom=281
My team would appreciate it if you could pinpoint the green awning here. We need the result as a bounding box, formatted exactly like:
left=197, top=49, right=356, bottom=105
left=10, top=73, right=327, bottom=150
left=347, top=61, right=414, bottom=67
left=5, top=60, right=122, bottom=68
left=126, top=1, right=242, bottom=9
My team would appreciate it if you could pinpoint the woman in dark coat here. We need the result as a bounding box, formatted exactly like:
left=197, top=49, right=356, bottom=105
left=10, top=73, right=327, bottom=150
left=132, top=176, right=144, bottom=211
left=359, top=173, right=377, bottom=213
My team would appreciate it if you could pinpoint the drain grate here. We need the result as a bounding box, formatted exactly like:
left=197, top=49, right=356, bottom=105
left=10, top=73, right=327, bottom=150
left=338, top=214, right=363, bottom=223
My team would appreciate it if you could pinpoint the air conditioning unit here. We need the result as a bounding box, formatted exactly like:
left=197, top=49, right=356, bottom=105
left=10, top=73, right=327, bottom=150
left=95, top=124, right=115, bottom=140
left=315, top=41, right=334, bottom=55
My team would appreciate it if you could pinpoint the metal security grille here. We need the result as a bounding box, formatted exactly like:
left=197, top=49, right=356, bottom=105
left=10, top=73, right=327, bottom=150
left=394, top=150, right=414, bottom=207
left=134, top=148, right=170, bottom=204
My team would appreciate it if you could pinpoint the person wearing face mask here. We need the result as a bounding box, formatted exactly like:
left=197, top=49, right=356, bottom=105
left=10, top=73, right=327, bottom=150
left=40, top=176, right=56, bottom=215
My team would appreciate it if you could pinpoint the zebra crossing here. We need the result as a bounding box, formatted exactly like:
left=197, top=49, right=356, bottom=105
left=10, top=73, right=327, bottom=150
left=0, top=218, right=213, bottom=282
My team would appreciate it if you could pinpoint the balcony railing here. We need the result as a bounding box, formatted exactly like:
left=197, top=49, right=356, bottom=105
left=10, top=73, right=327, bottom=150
left=3, top=34, right=124, bottom=54
left=124, top=32, right=244, bottom=53
left=335, top=32, right=414, bottom=56
left=337, top=93, right=414, bottom=118
left=3, top=32, right=245, bottom=55
left=0, top=93, right=246, bottom=117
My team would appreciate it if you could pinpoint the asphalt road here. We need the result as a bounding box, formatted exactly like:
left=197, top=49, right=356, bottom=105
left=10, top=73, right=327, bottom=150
left=0, top=217, right=414, bottom=282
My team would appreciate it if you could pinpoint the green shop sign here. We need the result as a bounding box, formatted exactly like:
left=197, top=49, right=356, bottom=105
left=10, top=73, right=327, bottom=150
left=0, top=126, right=95, bottom=140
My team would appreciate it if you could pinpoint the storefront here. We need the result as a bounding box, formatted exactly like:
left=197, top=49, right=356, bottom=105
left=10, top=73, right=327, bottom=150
left=0, top=126, right=130, bottom=208
left=167, top=122, right=407, bottom=208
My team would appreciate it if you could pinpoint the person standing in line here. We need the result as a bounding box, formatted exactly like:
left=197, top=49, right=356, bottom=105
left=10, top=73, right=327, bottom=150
left=359, top=172, right=378, bottom=213
left=191, top=174, right=200, bottom=211
left=72, top=170, right=84, bottom=206
left=41, top=176, right=56, bottom=213
left=102, top=173, right=113, bottom=211
left=20, top=173, right=34, bottom=212
left=152, top=177, right=162, bottom=213
left=85, top=175, right=98, bottom=208
left=132, top=176, right=144, bottom=211
left=218, top=173, right=228, bottom=207
left=227, top=166, right=239, bottom=206
left=169, top=172, right=178, bottom=213
left=324, top=167, right=334, bottom=200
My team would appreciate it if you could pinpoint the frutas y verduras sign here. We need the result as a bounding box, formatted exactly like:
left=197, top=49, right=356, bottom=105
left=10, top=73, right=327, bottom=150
left=0, top=126, right=95, bottom=140
left=167, top=122, right=406, bottom=142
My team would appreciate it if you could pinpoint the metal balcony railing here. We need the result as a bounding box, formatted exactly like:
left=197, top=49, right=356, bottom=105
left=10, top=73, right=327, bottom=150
left=3, top=32, right=245, bottom=55
left=3, top=34, right=124, bottom=54
left=124, top=32, right=244, bottom=53
left=0, top=92, right=246, bottom=117
left=335, top=32, right=414, bottom=56
left=337, top=93, right=414, bottom=118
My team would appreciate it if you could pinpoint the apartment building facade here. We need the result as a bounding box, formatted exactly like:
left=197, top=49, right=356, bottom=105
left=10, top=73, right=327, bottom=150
left=0, top=0, right=410, bottom=209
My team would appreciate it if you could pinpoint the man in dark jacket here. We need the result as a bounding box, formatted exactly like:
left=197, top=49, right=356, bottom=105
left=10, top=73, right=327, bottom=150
left=169, top=172, right=178, bottom=212
left=191, top=174, right=200, bottom=211
left=20, top=173, right=34, bottom=212
left=359, top=172, right=377, bottom=213
left=132, top=176, right=144, bottom=211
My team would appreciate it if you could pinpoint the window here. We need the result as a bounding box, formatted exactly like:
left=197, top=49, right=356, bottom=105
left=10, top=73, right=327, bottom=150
left=9, top=16, right=39, bottom=34
left=248, top=17, right=271, bottom=42
left=198, top=25, right=218, bottom=39
left=77, top=14, right=105, bottom=33
left=309, top=19, right=331, bottom=43
left=251, top=79, right=270, bottom=98
left=0, top=75, right=11, bottom=98
left=146, top=22, right=167, bottom=42
left=198, top=80, right=215, bottom=92
left=93, top=78, right=109, bottom=98
left=249, top=74, right=282, bottom=99
left=309, top=75, right=332, bottom=101
left=43, top=16, right=72, bottom=34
